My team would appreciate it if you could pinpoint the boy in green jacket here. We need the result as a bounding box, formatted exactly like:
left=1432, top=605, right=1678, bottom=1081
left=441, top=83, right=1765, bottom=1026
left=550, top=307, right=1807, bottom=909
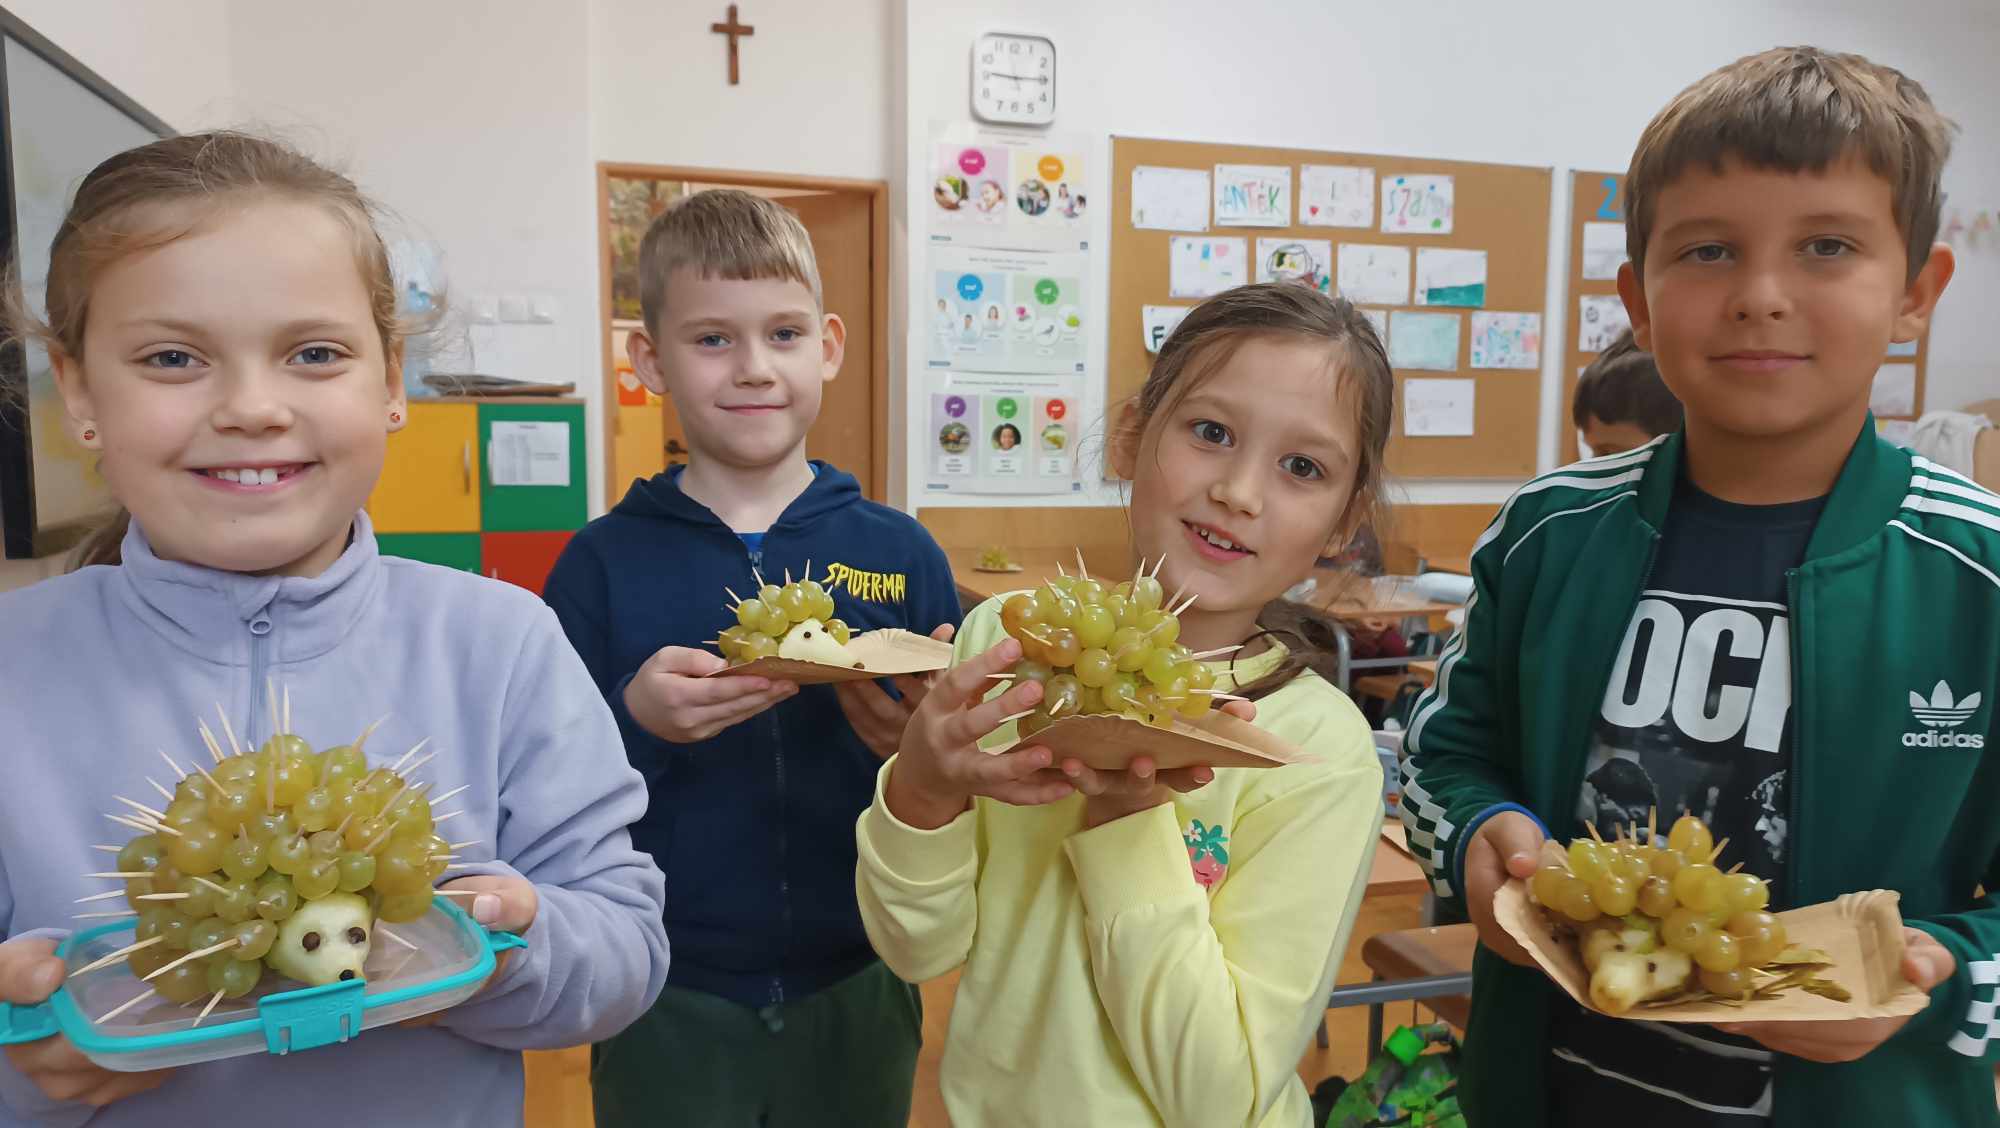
left=1400, top=46, right=1999, bottom=1127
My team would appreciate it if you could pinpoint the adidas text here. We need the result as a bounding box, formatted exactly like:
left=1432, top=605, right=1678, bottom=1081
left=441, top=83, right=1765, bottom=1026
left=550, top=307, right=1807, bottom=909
left=1903, top=730, right=1985, bottom=749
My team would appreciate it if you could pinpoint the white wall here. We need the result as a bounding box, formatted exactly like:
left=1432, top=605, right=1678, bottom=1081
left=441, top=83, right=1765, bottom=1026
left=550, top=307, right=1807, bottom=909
left=590, top=0, right=892, bottom=180
left=900, top=0, right=2000, bottom=510
left=3, top=0, right=235, bottom=130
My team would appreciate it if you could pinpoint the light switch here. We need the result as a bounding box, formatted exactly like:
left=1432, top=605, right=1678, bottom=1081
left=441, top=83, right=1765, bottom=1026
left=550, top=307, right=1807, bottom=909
left=469, top=295, right=499, bottom=324
left=529, top=296, right=558, bottom=323
left=498, top=296, right=531, bottom=323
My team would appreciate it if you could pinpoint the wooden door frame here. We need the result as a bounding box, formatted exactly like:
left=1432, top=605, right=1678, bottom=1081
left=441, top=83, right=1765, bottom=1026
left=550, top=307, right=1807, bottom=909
left=595, top=162, right=891, bottom=502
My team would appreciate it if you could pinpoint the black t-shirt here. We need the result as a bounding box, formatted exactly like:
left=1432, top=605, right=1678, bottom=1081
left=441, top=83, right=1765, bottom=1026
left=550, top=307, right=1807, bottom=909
left=1548, top=473, right=1825, bottom=1126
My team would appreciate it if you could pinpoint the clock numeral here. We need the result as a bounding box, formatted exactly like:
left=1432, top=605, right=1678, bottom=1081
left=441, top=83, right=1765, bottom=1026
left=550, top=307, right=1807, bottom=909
left=1039, top=56, right=1049, bottom=68
left=1040, top=91, right=1049, bottom=102
left=1009, top=42, right=1020, bottom=52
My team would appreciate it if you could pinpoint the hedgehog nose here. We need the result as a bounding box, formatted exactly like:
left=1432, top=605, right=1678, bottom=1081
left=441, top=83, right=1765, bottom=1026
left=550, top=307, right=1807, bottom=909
left=339, top=969, right=357, bottom=982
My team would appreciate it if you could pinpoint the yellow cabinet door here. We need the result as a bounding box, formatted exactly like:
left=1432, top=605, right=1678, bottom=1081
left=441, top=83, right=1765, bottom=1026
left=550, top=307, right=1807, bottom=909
left=368, top=402, right=480, bottom=533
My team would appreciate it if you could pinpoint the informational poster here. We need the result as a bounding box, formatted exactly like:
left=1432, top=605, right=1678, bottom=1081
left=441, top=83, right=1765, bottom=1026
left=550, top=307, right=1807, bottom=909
left=921, top=124, right=1094, bottom=496
left=488, top=422, right=571, bottom=487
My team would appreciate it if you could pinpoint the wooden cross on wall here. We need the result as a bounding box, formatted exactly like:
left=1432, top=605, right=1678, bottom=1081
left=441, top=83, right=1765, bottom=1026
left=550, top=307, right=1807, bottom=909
left=711, top=5, right=754, bottom=85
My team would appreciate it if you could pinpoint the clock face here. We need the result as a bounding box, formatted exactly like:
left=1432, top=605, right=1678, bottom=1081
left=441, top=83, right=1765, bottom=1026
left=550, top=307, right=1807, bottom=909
left=972, top=33, right=1055, bottom=125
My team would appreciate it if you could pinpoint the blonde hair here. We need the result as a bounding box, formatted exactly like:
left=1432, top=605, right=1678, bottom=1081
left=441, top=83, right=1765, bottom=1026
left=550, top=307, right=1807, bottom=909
left=636, top=189, right=822, bottom=333
left=1625, top=45, right=1955, bottom=282
left=3, top=131, right=430, bottom=568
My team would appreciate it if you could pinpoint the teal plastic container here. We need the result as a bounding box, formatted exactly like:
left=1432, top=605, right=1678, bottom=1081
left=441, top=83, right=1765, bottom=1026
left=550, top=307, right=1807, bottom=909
left=0, top=895, right=523, bottom=1072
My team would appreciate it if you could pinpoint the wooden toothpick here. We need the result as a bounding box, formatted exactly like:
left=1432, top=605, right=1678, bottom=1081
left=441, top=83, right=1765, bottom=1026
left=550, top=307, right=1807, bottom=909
left=106, top=813, right=179, bottom=837
left=1075, top=547, right=1089, bottom=581
left=433, top=888, right=481, bottom=899
left=75, top=889, right=129, bottom=904
left=98, top=988, right=158, bottom=1025
left=376, top=925, right=419, bottom=952
left=1170, top=593, right=1199, bottom=617
left=114, top=795, right=167, bottom=821
left=215, top=704, right=243, bottom=758
left=145, top=938, right=239, bottom=982
left=390, top=738, right=430, bottom=775
left=282, top=684, right=292, bottom=736
left=994, top=707, right=1040, bottom=726
left=91, top=844, right=122, bottom=854
left=431, top=784, right=470, bottom=806
left=725, top=587, right=743, bottom=604
left=446, top=839, right=483, bottom=852
left=82, top=872, right=153, bottom=880
left=73, top=911, right=139, bottom=920
left=146, top=777, right=177, bottom=804
left=1187, top=645, right=1244, bottom=660
left=196, top=718, right=226, bottom=764
left=134, top=892, right=193, bottom=902
left=192, top=989, right=225, bottom=1028
left=71, top=935, right=165, bottom=978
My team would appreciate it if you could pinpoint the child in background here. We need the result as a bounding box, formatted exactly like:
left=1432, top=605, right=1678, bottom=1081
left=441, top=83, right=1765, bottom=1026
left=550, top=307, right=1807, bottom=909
left=543, top=189, right=959, bottom=1127
left=1572, top=328, right=1683, bottom=457
left=0, top=132, right=667, bottom=1127
left=857, top=282, right=1389, bottom=1127
left=1401, top=47, right=2000, bottom=1127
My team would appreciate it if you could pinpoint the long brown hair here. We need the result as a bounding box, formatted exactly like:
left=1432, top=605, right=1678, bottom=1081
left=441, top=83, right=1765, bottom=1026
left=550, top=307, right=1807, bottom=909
left=1115, top=281, right=1395, bottom=701
left=3, top=131, right=428, bottom=568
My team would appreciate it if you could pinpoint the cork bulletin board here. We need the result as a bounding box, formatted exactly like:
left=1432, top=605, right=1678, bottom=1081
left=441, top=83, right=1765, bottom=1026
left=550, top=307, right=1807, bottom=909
left=1110, top=136, right=1552, bottom=478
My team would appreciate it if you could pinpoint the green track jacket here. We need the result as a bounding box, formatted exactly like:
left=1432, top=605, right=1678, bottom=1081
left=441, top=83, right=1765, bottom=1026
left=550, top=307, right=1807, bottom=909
left=1399, top=424, right=2000, bottom=1126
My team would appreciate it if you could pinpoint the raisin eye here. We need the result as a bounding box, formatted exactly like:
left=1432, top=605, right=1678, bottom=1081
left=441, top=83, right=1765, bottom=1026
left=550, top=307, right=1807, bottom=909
left=347, top=927, right=368, bottom=945
left=302, top=932, right=321, bottom=952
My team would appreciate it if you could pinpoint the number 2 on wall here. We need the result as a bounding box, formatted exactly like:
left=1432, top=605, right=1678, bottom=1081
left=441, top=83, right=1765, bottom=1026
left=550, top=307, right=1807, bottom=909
left=1596, top=176, right=1622, bottom=221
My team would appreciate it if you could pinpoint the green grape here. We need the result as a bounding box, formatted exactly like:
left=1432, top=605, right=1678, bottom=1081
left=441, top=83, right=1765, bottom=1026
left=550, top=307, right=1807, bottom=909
left=1667, top=814, right=1714, bottom=861
left=118, top=835, right=165, bottom=876
left=295, top=787, right=337, bottom=833
left=1042, top=628, right=1082, bottom=667
left=174, top=774, right=216, bottom=805
left=176, top=874, right=220, bottom=919
left=1141, top=648, right=1179, bottom=687
left=799, top=578, right=833, bottom=613
left=373, top=840, right=433, bottom=897
left=1137, top=609, right=1180, bottom=648
left=824, top=619, right=852, bottom=646
left=1167, top=644, right=1194, bottom=665
left=260, top=734, right=313, bottom=763
left=344, top=816, right=389, bottom=854
left=1637, top=875, right=1678, bottom=918
left=1013, top=660, right=1054, bottom=686
left=308, top=830, right=344, bottom=859
left=1073, top=605, right=1115, bottom=649
left=775, top=583, right=811, bottom=622
left=208, top=785, right=257, bottom=834
left=332, top=786, right=375, bottom=827
left=358, top=772, right=401, bottom=812
left=717, top=626, right=749, bottom=662
left=1649, top=848, right=1688, bottom=881
left=1073, top=648, right=1116, bottom=688
left=1610, top=852, right=1651, bottom=883
left=189, top=916, right=230, bottom=954
left=153, top=961, right=212, bottom=1006
left=999, top=593, right=1041, bottom=637
left=1132, top=574, right=1164, bottom=612
left=321, top=743, right=370, bottom=790
left=294, top=859, right=340, bottom=901
left=1175, top=692, right=1211, bottom=720
left=757, top=582, right=782, bottom=604
left=1033, top=586, right=1075, bottom=628
left=378, top=891, right=434, bottom=924
left=158, top=911, right=195, bottom=950
left=734, top=598, right=766, bottom=630
left=1719, top=872, right=1770, bottom=915
left=1556, top=882, right=1602, bottom=923
left=1699, top=965, right=1756, bottom=999
left=128, top=945, right=174, bottom=981
left=229, top=919, right=277, bottom=962
left=1592, top=873, right=1639, bottom=917
left=1567, top=840, right=1609, bottom=883
left=1186, top=662, right=1216, bottom=692
left=336, top=852, right=377, bottom=893
left=1662, top=906, right=1713, bottom=953
left=1046, top=575, right=1076, bottom=597
left=423, top=836, right=452, bottom=881
left=388, top=797, right=435, bottom=843
left=1103, top=673, right=1141, bottom=714
left=162, top=797, right=209, bottom=830
left=166, top=821, right=226, bottom=875
left=212, top=878, right=257, bottom=925
left=208, top=954, right=263, bottom=997
left=1072, top=578, right=1104, bottom=603
left=267, top=834, right=311, bottom=876
left=268, top=756, right=315, bottom=808
left=1672, top=863, right=1725, bottom=913
left=741, top=632, right=780, bottom=661
left=1152, top=673, right=1191, bottom=706
left=255, top=876, right=298, bottom=923
left=1727, top=911, right=1786, bottom=966
left=215, top=756, right=258, bottom=784
left=135, top=907, right=184, bottom=944
left=1109, top=628, right=1149, bottom=672
left=753, top=601, right=790, bottom=638
left=245, top=810, right=298, bottom=846
left=1531, top=865, right=1575, bottom=907
left=1694, top=929, right=1741, bottom=973
left=1044, top=674, right=1083, bottom=718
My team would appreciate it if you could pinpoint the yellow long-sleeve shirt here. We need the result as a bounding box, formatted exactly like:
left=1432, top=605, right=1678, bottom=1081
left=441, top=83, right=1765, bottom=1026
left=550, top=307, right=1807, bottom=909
left=855, top=594, right=1384, bottom=1127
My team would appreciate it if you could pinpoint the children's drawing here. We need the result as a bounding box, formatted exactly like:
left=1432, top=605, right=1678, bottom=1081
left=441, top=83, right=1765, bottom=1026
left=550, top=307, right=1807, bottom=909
left=1131, top=166, right=1210, bottom=231
left=1214, top=164, right=1292, bottom=227
left=1143, top=305, right=1193, bottom=353
left=1300, top=164, right=1374, bottom=228
left=1577, top=295, right=1631, bottom=352
left=1361, top=308, right=1390, bottom=346
left=1413, top=248, right=1487, bottom=307
left=1404, top=378, right=1476, bottom=437
left=1581, top=221, right=1628, bottom=280
left=1470, top=312, right=1542, bottom=370
left=1389, top=311, right=1462, bottom=371
left=1170, top=235, right=1247, bottom=298
left=1255, top=238, right=1334, bottom=294
left=1381, top=174, right=1454, bottom=234
left=1336, top=243, right=1411, bottom=306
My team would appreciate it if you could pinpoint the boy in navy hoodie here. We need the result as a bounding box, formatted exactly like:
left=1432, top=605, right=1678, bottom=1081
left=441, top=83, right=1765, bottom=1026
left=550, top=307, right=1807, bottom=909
left=544, top=189, right=959, bottom=1126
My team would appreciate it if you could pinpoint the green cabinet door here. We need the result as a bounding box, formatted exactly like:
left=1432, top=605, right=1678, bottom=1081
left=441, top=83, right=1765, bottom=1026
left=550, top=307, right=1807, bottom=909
left=479, top=403, right=587, bottom=532
left=375, top=532, right=483, bottom=573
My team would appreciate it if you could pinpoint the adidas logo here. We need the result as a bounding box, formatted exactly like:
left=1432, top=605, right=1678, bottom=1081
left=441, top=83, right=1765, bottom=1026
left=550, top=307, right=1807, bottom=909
left=1903, top=681, right=1985, bottom=748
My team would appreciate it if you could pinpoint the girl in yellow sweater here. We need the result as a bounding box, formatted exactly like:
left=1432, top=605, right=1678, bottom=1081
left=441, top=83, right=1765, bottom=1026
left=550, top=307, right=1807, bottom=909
left=856, top=282, right=1392, bottom=1126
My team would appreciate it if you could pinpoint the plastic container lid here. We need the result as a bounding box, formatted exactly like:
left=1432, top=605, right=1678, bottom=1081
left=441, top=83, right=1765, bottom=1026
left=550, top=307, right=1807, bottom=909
left=0, top=894, right=523, bottom=1072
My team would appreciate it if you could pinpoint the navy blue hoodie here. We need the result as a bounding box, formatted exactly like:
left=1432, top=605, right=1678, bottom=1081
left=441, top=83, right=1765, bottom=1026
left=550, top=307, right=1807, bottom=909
left=543, top=462, right=960, bottom=1009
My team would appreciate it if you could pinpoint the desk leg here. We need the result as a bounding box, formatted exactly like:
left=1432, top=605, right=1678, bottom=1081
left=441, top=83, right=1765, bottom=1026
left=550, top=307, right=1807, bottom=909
left=1335, top=623, right=1353, bottom=692
left=1316, top=1014, right=1329, bottom=1050
left=1366, top=975, right=1384, bottom=1052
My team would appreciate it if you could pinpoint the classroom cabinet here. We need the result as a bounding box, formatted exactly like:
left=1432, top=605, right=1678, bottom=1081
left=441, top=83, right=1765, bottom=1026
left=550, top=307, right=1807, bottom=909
left=367, top=398, right=586, bottom=594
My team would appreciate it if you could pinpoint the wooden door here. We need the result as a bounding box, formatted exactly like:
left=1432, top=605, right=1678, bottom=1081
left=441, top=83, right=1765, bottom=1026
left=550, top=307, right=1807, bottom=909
left=783, top=191, right=875, bottom=493
left=368, top=403, right=480, bottom=533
